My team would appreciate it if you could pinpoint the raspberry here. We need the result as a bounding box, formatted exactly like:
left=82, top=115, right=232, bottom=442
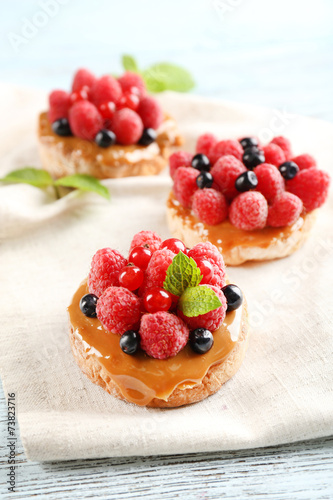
left=140, top=311, right=189, bottom=359
left=262, top=143, right=286, bottom=167
left=291, top=154, right=317, bottom=171
left=210, top=140, right=243, bottom=165
left=145, top=248, right=175, bottom=289
left=111, top=108, right=143, bottom=145
left=96, top=286, right=140, bottom=335
left=169, top=151, right=192, bottom=179
left=173, top=167, right=198, bottom=207
left=72, top=68, right=97, bottom=92
left=255, top=163, right=285, bottom=203
left=192, top=189, right=228, bottom=225
left=90, top=75, right=122, bottom=107
left=178, top=285, right=227, bottom=331
left=117, top=72, right=146, bottom=98
left=229, top=192, right=268, bottom=230
left=68, top=101, right=103, bottom=141
left=211, top=155, right=246, bottom=200
left=270, top=136, right=293, bottom=160
left=267, top=192, right=303, bottom=227
left=129, top=231, right=162, bottom=254
left=286, top=168, right=330, bottom=211
left=137, top=96, right=163, bottom=130
left=188, top=242, right=226, bottom=288
left=195, top=133, right=218, bottom=162
left=48, top=90, right=70, bottom=123
left=88, top=248, right=127, bottom=297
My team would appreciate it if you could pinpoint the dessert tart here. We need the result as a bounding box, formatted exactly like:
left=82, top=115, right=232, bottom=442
left=68, top=232, right=249, bottom=407
left=167, top=134, right=330, bottom=265
left=38, top=69, right=182, bottom=179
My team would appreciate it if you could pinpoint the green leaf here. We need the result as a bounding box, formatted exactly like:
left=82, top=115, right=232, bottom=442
left=122, top=54, right=139, bottom=73
left=55, top=174, right=110, bottom=200
left=0, top=168, right=54, bottom=188
left=178, top=286, right=222, bottom=317
left=163, top=252, right=202, bottom=296
left=143, top=63, right=195, bottom=93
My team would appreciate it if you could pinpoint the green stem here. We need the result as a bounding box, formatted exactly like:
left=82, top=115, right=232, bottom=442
left=54, top=184, right=61, bottom=200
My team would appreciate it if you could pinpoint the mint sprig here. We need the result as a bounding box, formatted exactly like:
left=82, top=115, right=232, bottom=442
left=178, top=286, right=222, bottom=318
left=163, top=252, right=222, bottom=317
left=121, top=54, right=195, bottom=94
left=0, top=168, right=110, bottom=200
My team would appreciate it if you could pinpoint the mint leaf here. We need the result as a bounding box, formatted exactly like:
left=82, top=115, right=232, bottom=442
left=163, top=252, right=202, bottom=296
left=143, top=63, right=195, bottom=93
left=55, top=174, right=110, bottom=200
left=0, top=168, right=53, bottom=188
left=178, top=286, right=222, bottom=317
left=122, top=54, right=139, bottom=73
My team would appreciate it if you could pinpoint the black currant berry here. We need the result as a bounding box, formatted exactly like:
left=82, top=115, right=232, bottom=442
left=235, top=171, right=258, bottom=192
left=191, top=153, right=211, bottom=172
left=52, top=118, right=72, bottom=137
left=196, top=171, right=213, bottom=189
left=95, top=129, right=116, bottom=148
left=239, top=137, right=259, bottom=150
left=279, top=161, right=299, bottom=180
left=120, top=330, right=140, bottom=355
left=189, top=328, right=214, bottom=354
left=138, top=128, right=157, bottom=146
left=79, top=294, right=98, bottom=318
left=222, top=284, right=243, bottom=312
left=243, top=147, right=265, bottom=169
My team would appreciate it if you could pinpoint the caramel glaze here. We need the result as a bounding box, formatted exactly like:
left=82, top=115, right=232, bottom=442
left=68, top=281, right=243, bottom=406
left=39, top=112, right=182, bottom=168
left=167, top=192, right=305, bottom=253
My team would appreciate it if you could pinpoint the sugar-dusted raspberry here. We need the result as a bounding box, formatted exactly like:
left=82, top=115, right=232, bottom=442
left=210, top=139, right=243, bottom=165
left=267, top=192, right=303, bottom=227
left=270, top=136, right=293, bottom=160
left=68, top=101, right=103, bottom=141
left=211, top=155, right=246, bottom=200
left=192, top=189, right=228, bottom=226
left=111, top=108, right=143, bottom=145
left=117, top=71, right=146, bottom=98
left=129, top=230, right=162, bottom=254
left=88, top=248, right=127, bottom=297
left=90, top=75, right=122, bottom=107
left=48, top=90, right=70, bottom=123
left=140, top=311, right=189, bottom=359
left=72, top=68, right=97, bottom=92
left=188, top=242, right=226, bottom=288
left=262, top=143, right=286, bottom=167
left=96, top=286, right=140, bottom=335
left=286, top=167, right=330, bottom=211
left=145, top=248, right=175, bottom=289
left=173, top=166, right=198, bottom=208
left=178, top=285, right=227, bottom=331
left=169, top=151, right=193, bottom=179
left=255, top=163, right=285, bottom=203
left=291, top=154, right=317, bottom=171
left=229, top=192, right=268, bottom=230
left=195, top=133, right=218, bottom=162
left=137, top=96, right=163, bottom=130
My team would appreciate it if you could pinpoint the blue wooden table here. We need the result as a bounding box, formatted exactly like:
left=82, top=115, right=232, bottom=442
left=1, top=0, right=333, bottom=498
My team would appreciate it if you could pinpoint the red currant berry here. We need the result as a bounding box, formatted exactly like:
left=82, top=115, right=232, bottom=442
left=117, top=93, right=140, bottom=111
left=128, top=246, right=152, bottom=270
left=98, top=101, right=116, bottom=121
left=69, top=88, right=89, bottom=105
left=143, top=287, right=173, bottom=313
left=160, top=238, right=187, bottom=255
left=195, top=258, right=213, bottom=284
left=118, top=265, right=144, bottom=291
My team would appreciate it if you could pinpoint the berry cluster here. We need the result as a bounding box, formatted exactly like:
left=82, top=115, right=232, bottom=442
left=80, top=232, right=243, bottom=360
left=48, top=68, right=163, bottom=147
left=170, top=134, right=330, bottom=230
